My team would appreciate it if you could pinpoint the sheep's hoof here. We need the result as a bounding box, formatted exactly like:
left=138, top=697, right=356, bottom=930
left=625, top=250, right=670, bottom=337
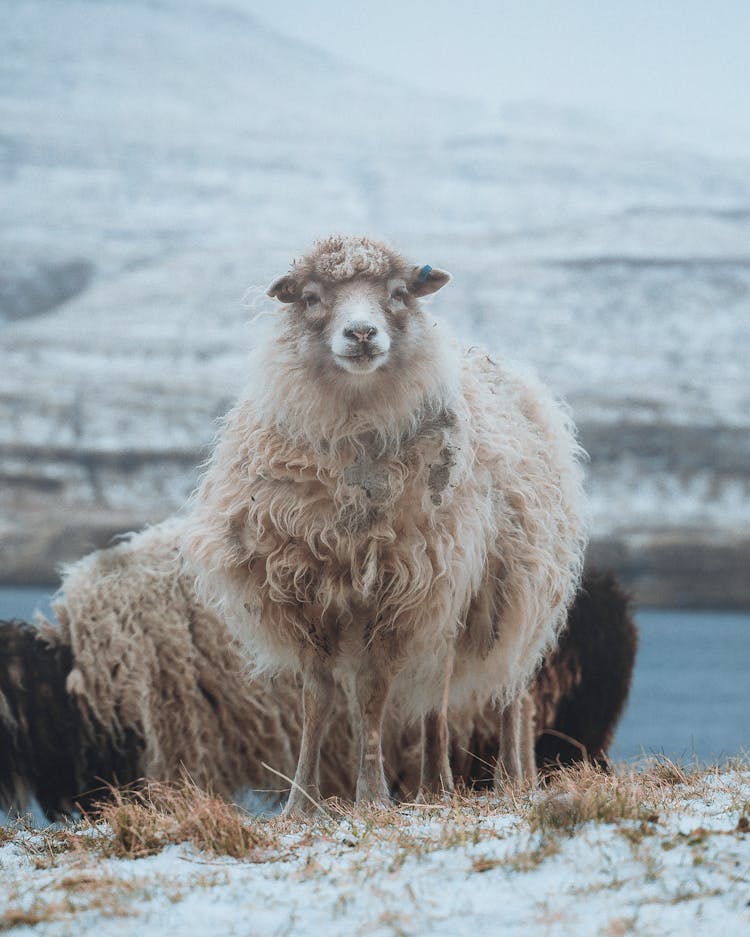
left=416, top=782, right=454, bottom=804
left=355, top=778, right=391, bottom=808
left=354, top=796, right=390, bottom=811
left=281, top=789, right=325, bottom=819
left=281, top=803, right=321, bottom=819
left=418, top=765, right=455, bottom=801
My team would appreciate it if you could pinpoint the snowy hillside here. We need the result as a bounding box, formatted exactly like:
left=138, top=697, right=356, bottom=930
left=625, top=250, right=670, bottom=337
left=2, top=0, right=750, bottom=603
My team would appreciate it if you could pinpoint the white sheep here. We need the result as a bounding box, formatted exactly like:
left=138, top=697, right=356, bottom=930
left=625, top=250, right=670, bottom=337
left=182, top=235, right=587, bottom=814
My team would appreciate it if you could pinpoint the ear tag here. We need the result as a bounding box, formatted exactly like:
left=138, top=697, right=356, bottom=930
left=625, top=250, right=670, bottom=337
left=417, top=264, right=433, bottom=283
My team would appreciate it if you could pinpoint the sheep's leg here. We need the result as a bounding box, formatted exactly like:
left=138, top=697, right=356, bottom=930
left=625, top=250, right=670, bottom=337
left=449, top=722, right=474, bottom=787
left=282, top=668, right=335, bottom=817
left=495, top=698, right=522, bottom=782
left=419, top=650, right=455, bottom=797
left=518, top=690, right=537, bottom=780
left=494, top=689, right=536, bottom=787
left=354, top=662, right=394, bottom=805
left=420, top=710, right=454, bottom=797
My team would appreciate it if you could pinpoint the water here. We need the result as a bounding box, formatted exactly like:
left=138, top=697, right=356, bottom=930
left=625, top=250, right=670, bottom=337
left=0, top=586, right=56, bottom=623
left=610, top=608, right=750, bottom=763
left=1, top=589, right=748, bottom=764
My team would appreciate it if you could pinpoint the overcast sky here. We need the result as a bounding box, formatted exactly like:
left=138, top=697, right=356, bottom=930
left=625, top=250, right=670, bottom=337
left=242, top=0, right=750, bottom=156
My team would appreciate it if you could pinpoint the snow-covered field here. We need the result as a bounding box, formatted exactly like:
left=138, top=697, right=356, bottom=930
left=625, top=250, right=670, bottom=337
left=2, top=0, right=750, bottom=602
left=1, top=764, right=749, bottom=936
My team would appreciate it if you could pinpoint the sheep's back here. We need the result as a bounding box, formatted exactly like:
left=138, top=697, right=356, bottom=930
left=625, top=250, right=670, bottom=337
left=52, top=521, right=297, bottom=798
left=449, top=350, right=587, bottom=710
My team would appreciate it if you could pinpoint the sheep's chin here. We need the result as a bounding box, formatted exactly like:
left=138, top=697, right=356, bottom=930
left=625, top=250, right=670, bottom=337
left=333, top=352, right=388, bottom=375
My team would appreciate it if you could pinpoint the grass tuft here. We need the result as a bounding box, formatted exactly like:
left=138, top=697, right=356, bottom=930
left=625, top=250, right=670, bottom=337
left=3, top=778, right=275, bottom=868
left=646, top=758, right=694, bottom=786
left=528, top=763, right=657, bottom=833
left=0, top=903, right=69, bottom=932
left=90, top=778, right=272, bottom=860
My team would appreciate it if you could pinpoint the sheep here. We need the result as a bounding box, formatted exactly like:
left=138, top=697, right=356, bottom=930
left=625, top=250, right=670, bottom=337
left=454, top=570, right=639, bottom=786
left=0, top=520, right=636, bottom=819
left=532, top=568, right=639, bottom=772
left=181, top=234, right=587, bottom=814
left=0, top=522, right=297, bottom=817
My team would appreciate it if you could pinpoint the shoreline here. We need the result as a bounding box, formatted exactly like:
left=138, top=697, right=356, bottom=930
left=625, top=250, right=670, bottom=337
left=2, top=533, right=750, bottom=610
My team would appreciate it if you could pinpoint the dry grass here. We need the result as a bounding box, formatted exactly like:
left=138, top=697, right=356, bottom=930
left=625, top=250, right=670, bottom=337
left=4, top=777, right=275, bottom=869
left=505, top=836, right=561, bottom=872
left=2, top=757, right=748, bottom=877
left=2, top=760, right=748, bottom=933
left=529, top=768, right=654, bottom=832
left=0, top=783, right=257, bottom=931
left=604, top=916, right=639, bottom=936
left=0, top=864, right=229, bottom=931
left=91, top=779, right=271, bottom=860
left=0, top=872, right=140, bottom=931
left=526, top=757, right=723, bottom=835
left=0, top=902, right=73, bottom=932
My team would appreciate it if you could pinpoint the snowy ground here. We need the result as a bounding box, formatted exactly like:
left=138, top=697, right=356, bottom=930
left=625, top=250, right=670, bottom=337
left=1, top=764, right=749, bottom=936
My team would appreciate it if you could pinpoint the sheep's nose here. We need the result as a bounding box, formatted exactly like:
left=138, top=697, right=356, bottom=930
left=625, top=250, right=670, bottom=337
left=343, top=323, right=378, bottom=344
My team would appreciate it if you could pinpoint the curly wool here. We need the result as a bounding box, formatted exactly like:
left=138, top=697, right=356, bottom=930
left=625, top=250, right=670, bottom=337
left=6, top=521, right=630, bottom=813
left=291, top=235, right=405, bottom=283
left=51, top=521, right=300, bottom=799
left=183, top=237, right=587, bottom=722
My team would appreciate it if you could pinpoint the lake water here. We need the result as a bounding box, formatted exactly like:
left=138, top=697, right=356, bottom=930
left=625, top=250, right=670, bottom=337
left=2, top=588, right=748, bottom=764
left=610, top=608, right=750, bottom=763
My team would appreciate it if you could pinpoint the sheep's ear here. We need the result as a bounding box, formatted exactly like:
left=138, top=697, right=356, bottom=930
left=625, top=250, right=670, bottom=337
left=409, top=265, right=451, bottom=297
left=267, top=274, right=301, bottom=304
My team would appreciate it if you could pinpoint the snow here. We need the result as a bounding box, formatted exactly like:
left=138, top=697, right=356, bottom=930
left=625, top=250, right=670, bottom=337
left=2, top=770, right=749, bottom=935
left=1, top=0, right=750, bottom=584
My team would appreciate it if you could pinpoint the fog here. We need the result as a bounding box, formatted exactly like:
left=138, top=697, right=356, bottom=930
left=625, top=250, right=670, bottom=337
left=242, top=0, right=750, bottom=157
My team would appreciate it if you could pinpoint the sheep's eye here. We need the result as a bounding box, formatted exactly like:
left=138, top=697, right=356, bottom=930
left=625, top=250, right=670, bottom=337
left=390, top=287, right=408, bottom=303
left=303, top=293, right=320, bottom=308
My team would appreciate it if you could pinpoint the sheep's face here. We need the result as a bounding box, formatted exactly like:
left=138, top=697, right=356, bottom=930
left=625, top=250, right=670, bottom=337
left=267, top=263, right=451, bottom=382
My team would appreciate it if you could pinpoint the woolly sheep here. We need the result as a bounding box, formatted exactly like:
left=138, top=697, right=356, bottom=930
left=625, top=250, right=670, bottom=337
left=0, top=521, right=635, bottom=818
left=182, top=235, right=587, bottom=814
left=456, top=570, right=639, bottom=785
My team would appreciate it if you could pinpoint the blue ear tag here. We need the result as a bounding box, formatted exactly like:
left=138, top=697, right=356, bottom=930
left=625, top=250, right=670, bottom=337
left=417, top=264, right=433, bottom=283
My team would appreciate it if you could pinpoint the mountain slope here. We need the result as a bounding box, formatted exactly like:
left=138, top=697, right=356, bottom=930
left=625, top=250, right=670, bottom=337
left=2, top=1, right=750, bottom=602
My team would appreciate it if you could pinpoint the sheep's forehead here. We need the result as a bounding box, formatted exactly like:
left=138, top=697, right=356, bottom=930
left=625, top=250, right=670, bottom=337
left=323, top=277, right=403, bottom=302
left=297, top=236, right=402, bottom=283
